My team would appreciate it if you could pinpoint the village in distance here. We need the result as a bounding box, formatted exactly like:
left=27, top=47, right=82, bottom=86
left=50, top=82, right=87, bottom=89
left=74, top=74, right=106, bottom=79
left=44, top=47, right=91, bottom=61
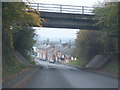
left=31, top=39, right=77, bottom=64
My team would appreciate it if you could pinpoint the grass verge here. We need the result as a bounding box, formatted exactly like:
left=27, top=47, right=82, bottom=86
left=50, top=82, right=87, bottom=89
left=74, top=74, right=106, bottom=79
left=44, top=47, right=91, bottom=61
left=68, top=58, right=88, bottom=67
left=100, top=59, right=118, bottom=73
left=3, top=59, right=25, bottom=79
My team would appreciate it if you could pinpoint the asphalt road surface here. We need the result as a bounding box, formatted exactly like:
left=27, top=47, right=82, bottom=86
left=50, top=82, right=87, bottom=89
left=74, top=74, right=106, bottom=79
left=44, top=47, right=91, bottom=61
left=24, top=59, right=118, bottom=88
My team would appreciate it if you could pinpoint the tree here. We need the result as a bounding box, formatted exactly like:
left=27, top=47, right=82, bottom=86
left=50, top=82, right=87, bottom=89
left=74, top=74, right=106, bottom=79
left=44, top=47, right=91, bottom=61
left=74, top=2, right=119, bottom=64
left=2, top=2, right=43, bottom=49
left=13, top=27, right=36, bottom=62
left=13, top=27, right=35, bottom=53
left=94, top=2, right=118, bottom=54
left=75, top=30, right=102, bottom=61
left=2, top=2, right=43, bottom=64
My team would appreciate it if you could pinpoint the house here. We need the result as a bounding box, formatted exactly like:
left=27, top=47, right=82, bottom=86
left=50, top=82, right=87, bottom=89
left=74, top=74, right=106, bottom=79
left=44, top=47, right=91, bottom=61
left=38, top=43, right=57, bottom=61
left=38, top=44, right=51, bottom=60
left=37, top=40, right=76, bottom=63
left=54, top=43, right=76, bottom=63
left=47, top=48, right=54, bottom=61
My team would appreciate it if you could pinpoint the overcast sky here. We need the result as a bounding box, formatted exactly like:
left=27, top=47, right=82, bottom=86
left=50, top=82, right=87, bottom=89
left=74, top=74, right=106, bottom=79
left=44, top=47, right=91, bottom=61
left=29, top=0, right=104, bottom=6
left=34, top=27, right=79, bottom=43
left=32, top=0, right=105, bottom=43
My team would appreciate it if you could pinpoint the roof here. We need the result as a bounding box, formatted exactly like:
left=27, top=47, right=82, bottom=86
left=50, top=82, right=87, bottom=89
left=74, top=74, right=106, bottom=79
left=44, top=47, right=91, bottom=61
left=48, top=48, right=54, bottom=55
left=38, top=44, right=51, bottom=50
left=62, top=48, right=73, bottom=55
left=56, top=45, right=75, bottom=55
left=55, top=45, right=75, bottom=55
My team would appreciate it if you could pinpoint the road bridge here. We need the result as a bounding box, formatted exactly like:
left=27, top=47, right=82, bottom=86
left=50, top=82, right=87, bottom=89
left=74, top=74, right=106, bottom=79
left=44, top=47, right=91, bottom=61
left=29, top=3, right=99, bottom=30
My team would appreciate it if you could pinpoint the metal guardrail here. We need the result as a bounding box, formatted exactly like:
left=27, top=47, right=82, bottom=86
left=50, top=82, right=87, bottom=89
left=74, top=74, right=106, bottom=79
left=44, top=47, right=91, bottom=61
left=28, top=3, right=95, bottom=14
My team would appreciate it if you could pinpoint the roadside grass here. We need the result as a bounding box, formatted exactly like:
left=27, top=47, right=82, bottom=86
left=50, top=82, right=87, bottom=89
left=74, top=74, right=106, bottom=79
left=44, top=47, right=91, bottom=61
left=2, top=49, right=26, bottom=79
left=28, top=58, right=36, bottom=65
left=2, top=51, right=36, bottom=79
left=22, top=54, right=36, bottom=65
left=3, top=58, right=25, bottom=79
left=102, top=59, right=118, bottom=72
left=106, top=63, right=118, bottom=71
left=2, top=46, right=25, bottom=79
left=68, top=58, right=88, bottom=67
left=68, top=57, right=118, bottom=72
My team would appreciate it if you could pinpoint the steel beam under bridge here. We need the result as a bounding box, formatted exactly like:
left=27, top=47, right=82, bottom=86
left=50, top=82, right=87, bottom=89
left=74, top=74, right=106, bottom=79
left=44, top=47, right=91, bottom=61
left=39, top=11, right=99, bottom=30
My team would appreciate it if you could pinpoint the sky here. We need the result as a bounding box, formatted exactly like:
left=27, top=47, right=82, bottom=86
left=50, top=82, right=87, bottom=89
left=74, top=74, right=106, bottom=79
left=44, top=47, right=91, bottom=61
left=34, top=27, right=79, bottom=43
left=32, top=0, right=105, bottom=43
left=29, top=0, right=104, bottom=6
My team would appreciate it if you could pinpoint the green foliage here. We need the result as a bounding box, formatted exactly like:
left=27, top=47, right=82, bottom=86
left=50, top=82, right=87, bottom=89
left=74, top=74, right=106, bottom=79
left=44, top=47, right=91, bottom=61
left=13, top=27, right=35, bottom=53
left=13, top=27, right=36, bottom=64
left=29, top=59, right=36, bottom=65
left=2, top=2, right=43, bottom=49
left=94, top=2, right=118, bottom=54
left=3, top=59, right=25, bottom=78
left=68, top=59, right=88, bottom=67
left=2, top=2, right=42, bottom=77
left=2, top=29, right=15, bottom=65
left=73, top=2, right=118, bottom=65
left=2, top=2, right=42, bottom=64
left=2, top=2, right=43, bottom=28
left=75, top=30, right=102, bottom=61
left=105, top=62, right=118, bottom=71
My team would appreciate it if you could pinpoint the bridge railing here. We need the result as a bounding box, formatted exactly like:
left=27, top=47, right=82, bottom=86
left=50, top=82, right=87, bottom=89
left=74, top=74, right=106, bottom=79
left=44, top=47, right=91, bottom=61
left=28, top=3, right=95, bottom=14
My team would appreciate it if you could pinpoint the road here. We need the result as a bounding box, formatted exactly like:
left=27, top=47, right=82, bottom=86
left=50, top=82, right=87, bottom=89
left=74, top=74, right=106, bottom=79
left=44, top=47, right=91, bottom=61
left=24, top=59, right=118, bottom=88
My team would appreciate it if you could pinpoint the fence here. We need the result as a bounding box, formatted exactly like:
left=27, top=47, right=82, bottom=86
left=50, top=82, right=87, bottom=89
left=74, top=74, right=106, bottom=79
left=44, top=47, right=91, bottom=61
left=28, top=3, right=95, bottom=14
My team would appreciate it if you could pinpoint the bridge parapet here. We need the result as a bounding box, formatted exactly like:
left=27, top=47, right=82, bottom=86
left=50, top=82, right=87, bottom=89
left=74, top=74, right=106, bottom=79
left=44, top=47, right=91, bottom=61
left=27, top=3, right=99, bottom=30
left=28, top=3, right=95, bottom=15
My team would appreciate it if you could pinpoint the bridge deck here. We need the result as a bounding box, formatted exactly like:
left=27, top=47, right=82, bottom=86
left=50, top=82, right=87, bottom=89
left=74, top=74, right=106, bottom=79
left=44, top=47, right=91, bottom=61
left=27, top=3, right=99, bottom=30
left=40, top=11, right=98, bottom=30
